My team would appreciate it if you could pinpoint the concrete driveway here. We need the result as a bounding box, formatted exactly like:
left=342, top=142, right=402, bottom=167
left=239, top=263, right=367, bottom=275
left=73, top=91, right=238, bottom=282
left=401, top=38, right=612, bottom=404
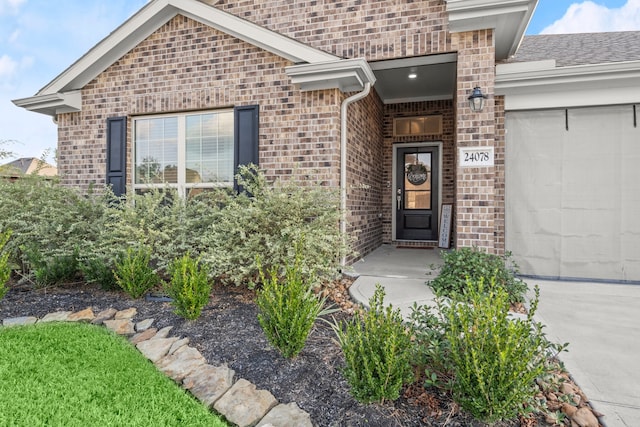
left=530, top=279, right=640, bottom=427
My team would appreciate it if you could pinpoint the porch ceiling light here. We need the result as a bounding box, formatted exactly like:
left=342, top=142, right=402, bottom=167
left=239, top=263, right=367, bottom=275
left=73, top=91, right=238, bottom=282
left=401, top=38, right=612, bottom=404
left=468, top=86, right=487, bottom=112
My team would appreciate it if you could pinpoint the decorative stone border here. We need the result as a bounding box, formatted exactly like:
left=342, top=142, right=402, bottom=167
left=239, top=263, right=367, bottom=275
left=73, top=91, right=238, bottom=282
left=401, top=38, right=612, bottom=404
left=2, top=307, right=313, bottom=427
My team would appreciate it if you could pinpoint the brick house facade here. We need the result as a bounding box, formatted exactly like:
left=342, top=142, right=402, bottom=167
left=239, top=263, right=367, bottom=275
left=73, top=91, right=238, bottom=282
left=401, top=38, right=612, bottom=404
left=13, top=0, right=538, bottom=264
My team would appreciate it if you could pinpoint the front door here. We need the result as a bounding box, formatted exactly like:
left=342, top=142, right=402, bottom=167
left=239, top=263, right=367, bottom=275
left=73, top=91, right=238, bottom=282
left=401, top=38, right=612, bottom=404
left=395, top=146, right=439, bottom=240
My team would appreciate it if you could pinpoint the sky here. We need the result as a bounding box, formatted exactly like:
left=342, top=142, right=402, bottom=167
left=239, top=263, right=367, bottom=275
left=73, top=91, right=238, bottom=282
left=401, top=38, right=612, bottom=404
left=2, top=0, right=640, bottom=164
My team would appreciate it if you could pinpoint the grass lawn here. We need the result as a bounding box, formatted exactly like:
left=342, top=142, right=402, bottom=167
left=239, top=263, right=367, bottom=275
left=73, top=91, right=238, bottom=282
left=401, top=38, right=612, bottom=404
left=0, top=322, right=228, bottom=427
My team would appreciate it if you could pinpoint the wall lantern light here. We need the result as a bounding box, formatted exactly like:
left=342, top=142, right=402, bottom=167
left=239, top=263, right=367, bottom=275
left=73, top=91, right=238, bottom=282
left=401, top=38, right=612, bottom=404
left=468, top=86, right=487, bottom=112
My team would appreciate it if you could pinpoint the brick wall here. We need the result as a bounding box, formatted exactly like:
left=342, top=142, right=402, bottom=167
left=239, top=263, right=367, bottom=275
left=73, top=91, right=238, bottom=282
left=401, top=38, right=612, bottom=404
left=381, top=100, right=456, bottom=246
left=57, top=15, right=343, bottom=192
left=345, top=90, right=384, bottom=260
left=216, top=0, right=451, bottom=60
left=494, top=95, right=506, bottom=254
left=451, top=30, right=497, bottom=252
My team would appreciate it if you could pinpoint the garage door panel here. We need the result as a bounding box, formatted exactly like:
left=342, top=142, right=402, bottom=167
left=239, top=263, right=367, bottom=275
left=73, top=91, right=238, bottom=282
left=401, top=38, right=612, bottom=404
left=506, top=106, right=639, bottom=282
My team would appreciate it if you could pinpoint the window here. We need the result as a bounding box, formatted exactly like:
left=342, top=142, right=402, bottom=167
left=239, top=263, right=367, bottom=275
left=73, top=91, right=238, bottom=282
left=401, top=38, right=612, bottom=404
left=393, top=115, right=443, bottom=137
left=133, top=110, right=234, bottom=197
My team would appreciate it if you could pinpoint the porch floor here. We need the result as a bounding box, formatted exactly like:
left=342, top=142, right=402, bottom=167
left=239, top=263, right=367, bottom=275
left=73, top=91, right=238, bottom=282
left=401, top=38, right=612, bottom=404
left=348, top=244, right=443, bottom=318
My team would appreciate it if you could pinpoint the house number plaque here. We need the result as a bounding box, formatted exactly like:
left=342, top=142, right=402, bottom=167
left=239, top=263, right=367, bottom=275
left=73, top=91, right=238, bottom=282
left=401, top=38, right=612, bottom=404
left=458, top=147, right=494, bottom=167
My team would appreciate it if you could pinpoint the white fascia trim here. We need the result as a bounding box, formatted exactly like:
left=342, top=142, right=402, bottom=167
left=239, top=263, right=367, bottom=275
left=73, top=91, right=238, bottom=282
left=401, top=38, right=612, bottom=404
left=496, top=60, right=640, bottom=110
left=12, top=91, right=82, bottom=117
left=286, top=58, right=377, bottom=93
left=496, top=60, right=640, bottom=89
left=445, top=0, right=537, bottom=59
left=38, top=0, right=337, bottom=96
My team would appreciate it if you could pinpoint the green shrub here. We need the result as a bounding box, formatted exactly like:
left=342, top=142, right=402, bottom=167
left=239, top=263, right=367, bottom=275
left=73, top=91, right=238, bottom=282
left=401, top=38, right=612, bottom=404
left=444, top=277, right=552, bottom=422
left=80, top=256, right=118, bottom=291
left=164, top=253, right=211, bottom=320
left=408, top=302, right=450, bottom=385
left=114, top=247, right=159, bottom=299
left=96, top=188, right=210, bottom=273
left=0, top=176, right=106, bottom=272
left=202, top=165, right=348, bottom=288
left=334, top=285, right=414, bottom=403
left=256, top=253, right=330, bottom=358
left=0, top=229, right=11, bottom=300
left=23, top=246, right=80, bottom=287
left=429, top=247, right=527, bottom=304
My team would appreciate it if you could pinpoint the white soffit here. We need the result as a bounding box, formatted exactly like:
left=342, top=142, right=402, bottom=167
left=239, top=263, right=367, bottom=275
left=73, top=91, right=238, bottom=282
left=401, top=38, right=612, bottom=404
left=496, top=60, right=640, bottom=110
left=445, top=0, right=538, bottom=60
left=286, top=58, right=376, bottom=92
left=12, top=91, right=82, bottom=117
left=13, top=0, right=339, bottom=116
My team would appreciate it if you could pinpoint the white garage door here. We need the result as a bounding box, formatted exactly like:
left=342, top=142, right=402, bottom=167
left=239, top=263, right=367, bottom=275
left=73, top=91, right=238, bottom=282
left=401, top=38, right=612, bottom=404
left=505, top=105, right=640, bottom=282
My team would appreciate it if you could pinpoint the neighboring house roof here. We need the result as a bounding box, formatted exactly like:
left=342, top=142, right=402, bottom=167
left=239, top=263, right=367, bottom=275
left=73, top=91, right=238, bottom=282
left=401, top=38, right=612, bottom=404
left=496, top=31, right=640, bottom=110
left=1, top=157, right=58, bottom=177
left=507, top=31, right=640, bottom=66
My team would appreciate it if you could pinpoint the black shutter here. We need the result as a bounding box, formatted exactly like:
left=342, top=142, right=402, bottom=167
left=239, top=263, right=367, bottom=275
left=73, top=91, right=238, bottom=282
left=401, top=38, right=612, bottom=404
left=234, top=105, right=259, bottom=168
left=106, top=116, right=127, bottom=197
left=234, top=105, right=259, bottom=192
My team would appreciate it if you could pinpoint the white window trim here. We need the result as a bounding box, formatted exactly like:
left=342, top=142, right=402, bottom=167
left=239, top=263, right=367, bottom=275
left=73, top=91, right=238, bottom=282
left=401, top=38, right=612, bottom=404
left=132, top=109, right=234, bottom=198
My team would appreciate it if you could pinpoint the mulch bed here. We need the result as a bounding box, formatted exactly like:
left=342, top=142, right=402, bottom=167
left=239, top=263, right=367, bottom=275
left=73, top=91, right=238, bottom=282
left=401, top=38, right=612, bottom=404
left=0, top=278, right=544, bottom=427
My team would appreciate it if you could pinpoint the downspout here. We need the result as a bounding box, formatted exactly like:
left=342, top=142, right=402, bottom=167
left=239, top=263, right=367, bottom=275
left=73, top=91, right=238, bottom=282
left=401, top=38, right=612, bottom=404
left=340, top=81, right=371, bottom=267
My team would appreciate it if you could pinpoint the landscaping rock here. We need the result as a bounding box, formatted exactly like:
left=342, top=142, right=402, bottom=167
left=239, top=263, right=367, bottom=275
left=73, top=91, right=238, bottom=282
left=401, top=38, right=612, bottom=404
left=136, top=318, right=154, bottom=331
left=2, top=316, right=37, bottom=327
left=183, top=364, right=235, bottom=407
left=114, top=307, right=137, bottom=319
left=103, top=319, right=135, bottom=335
left=571, top=407, right=599, bottom=427
left=257, top=403, right=313, bottom=427
left=168, top=337, right=189, bottom=355
left=156, top=345, right=206, bottom=381
left=152, top=326, right=173, bottom=339
left=68, top=308, right=95, bottom=322
left=214, top=378, right=278, bottom=427
left=136, top=337, right=179, bottom=363
left=92, top=308, right=117, bottom=325
left=129, top=327, right=158, bottom=345
left=39, top=311, right=72, bottom=322
left=562, top=403, right=578, bottom=417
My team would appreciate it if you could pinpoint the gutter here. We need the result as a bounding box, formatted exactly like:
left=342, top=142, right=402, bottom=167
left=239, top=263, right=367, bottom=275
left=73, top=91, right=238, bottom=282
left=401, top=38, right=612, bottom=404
left=340, top=82, right=371, bottom=267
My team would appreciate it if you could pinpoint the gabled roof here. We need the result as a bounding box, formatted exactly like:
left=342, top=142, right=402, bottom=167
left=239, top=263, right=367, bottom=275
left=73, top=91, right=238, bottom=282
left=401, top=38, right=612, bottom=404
left=13, top=0, right=374, bottom=117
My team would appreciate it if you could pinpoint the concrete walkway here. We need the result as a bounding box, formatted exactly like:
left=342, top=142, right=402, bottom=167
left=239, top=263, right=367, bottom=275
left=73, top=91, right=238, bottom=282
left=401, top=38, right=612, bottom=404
left=349, top=245, right=640, bottom=427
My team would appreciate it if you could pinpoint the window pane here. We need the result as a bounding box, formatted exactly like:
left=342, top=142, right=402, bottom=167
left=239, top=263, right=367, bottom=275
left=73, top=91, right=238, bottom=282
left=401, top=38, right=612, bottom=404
left=135, top=117, right=178, bottom=184
left=404, top=151, right=431, bottom=209
left=185, top=111, right=234, bottom=184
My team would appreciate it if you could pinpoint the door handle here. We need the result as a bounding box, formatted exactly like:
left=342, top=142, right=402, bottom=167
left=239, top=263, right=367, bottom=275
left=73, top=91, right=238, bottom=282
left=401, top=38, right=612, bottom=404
left=396, top=188, right=402, bottom=210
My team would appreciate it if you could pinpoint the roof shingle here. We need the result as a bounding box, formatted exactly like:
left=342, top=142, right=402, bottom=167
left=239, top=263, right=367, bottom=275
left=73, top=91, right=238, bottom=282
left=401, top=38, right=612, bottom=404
left=508, top=31, right=640, bottom=67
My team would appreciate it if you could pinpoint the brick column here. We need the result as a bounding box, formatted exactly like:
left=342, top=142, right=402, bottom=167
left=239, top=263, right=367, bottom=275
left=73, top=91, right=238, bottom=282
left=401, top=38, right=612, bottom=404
left=452, top=30, right=496, bottom=252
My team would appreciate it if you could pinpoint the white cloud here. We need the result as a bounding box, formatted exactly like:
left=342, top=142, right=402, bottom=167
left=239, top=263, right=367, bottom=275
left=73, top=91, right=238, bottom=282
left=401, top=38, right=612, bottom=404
left=541, top=0, right=640, bottom=34
left=8, top=28, right=20, bottom=43
left=0, top=54, right=18, bottom=79
left=0, top=0, right=26, bottom=15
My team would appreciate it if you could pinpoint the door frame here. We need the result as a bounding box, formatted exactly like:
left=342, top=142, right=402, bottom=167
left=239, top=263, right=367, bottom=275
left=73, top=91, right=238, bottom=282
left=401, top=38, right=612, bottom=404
left=392, top=141, right=443, bottom=242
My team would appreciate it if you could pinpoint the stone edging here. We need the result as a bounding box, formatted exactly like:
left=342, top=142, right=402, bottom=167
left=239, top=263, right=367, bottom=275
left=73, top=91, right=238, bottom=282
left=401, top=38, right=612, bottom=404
left=2, top=307, right=313, bottom=427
